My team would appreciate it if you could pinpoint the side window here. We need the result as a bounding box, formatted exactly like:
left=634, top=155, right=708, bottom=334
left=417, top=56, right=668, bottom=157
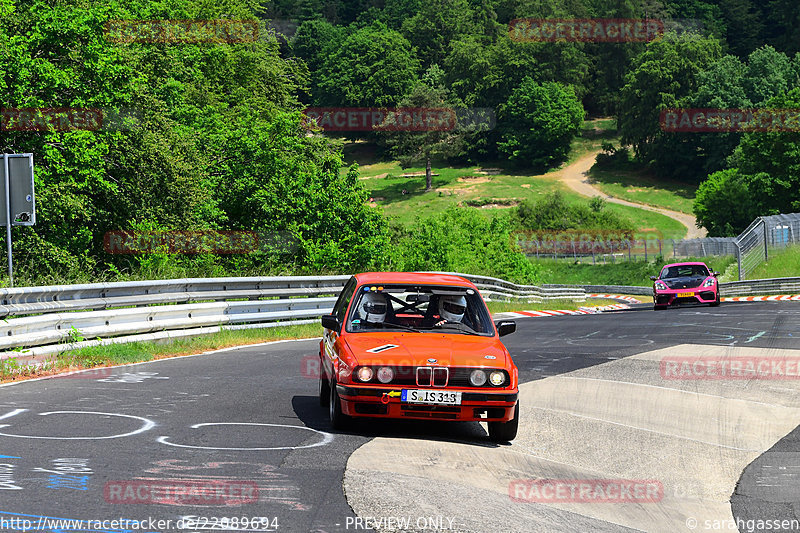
left=333, top=277, right=357, bottom=324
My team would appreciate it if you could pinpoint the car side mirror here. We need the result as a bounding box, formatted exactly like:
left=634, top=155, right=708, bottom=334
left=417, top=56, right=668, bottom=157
left=495, top=320, right=516, bottom=337
left=649, top=276, right=658, bottom=281
left=321, top=314, right=341, bottom=333
left=712, top=271, right=719, bottom=277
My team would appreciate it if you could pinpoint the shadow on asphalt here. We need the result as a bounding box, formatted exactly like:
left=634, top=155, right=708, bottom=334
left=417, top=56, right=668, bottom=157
left=291, top=395, right=504, bottom=448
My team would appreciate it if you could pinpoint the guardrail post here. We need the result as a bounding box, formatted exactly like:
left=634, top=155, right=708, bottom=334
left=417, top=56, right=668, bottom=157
left=736, top=241, right=744, bottom=281
left=762, top=218, right=768, bottom=262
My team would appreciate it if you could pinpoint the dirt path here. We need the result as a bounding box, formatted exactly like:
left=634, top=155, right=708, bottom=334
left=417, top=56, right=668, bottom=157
left=556, top=152, right=707, bottom=239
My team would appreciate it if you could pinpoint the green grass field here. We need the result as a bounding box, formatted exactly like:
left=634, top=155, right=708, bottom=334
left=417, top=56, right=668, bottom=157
left=534, top=256, right=738, bottom=286
left=739, top=245, right=800, bottom=280
left=589, top=167, right=697, bottom=214
left=344, top=119, right=691, bottom=240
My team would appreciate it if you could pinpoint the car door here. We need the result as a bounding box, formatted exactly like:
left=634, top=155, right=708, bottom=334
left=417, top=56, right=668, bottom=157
left=322, top=277, right=357, bottom=380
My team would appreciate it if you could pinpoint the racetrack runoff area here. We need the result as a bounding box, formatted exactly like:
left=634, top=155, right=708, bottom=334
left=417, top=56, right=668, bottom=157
left=346, top=341, right=800, bottom=532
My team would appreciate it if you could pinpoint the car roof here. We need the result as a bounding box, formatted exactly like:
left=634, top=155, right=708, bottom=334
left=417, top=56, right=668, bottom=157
left=662, top=262, right=709, bottom=269
left=353, top=272, right=476, bottom=288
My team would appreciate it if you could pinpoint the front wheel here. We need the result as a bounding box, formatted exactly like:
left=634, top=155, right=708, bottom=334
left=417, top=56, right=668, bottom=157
left=710, top=293, right=721, bottom=307
left=319, top=361, right=330, bottom=407
left=329, top=380, right=351, bottom=430
left=488, top=402, right=519, bottom=442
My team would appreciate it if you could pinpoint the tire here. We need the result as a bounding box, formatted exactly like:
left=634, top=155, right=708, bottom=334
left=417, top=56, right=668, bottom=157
left=710, top=293, right=721, bottom=307
left=653, top=304, right=667, bottom=311
left=319, top=359, right=330, bottom=407
left=488, top=402, right=519, bottom=442
left=329, top=379, right=351, bottom=430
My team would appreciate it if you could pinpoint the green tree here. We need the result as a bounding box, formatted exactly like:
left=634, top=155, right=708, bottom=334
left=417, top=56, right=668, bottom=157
left=618, top=33, right=723, bottom=179
left=400, top=0, right=476, bottom=66
left=317, top=22, right=420, bottom=107
left=736, top=88, right=800, bottom=214
left=692, top=168, right=758, bottom=236
left=743, top=45, right=799, bottom=105
left=380, top=69, right=471, bottom=191
left=498, top=78, right=584, bottom=170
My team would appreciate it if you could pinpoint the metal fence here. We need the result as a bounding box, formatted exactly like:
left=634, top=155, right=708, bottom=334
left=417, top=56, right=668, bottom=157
left=521, top=212, right=800, bottom=279
left=0, top=273, right=586, bottom=365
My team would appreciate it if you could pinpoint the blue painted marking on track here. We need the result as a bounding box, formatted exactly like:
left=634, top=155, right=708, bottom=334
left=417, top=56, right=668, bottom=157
left=46, top=474, right=89, bottom=490
left=0, top=511, right=159, bottom=533
left=0, top=455, right=20, bottom=458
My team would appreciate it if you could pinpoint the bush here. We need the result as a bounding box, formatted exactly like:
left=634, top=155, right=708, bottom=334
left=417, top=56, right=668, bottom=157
left=515, top=191, right=634, bottom=232
left=390, top=207, right=542, bottom=284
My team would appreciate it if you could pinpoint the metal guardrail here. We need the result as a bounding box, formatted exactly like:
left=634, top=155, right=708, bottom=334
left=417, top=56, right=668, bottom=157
left=719, top=277, right=800, bottom=297
left=544, top=284, right=652, bottom=296
left=0, top=273, right=586, bottom=364
left=4, top=273, right=796, bottom=365
left=547, top=277, right=800, bottom=299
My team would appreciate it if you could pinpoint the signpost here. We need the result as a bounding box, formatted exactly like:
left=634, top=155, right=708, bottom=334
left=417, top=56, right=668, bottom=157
left=0, top=154, right=36, bottom=286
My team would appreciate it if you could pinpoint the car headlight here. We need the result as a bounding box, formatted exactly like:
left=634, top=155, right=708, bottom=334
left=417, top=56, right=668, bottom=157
left=356, top=366, right=373, bottom=382
left=469, top=369, right=487, bottom=386
left=703, top=278, right=716, bottom=287
left=654, top=281, right=668, bottom=291
left=489, top=371, right=506, bottom=386
left=376, top=366, right=394, bottom=383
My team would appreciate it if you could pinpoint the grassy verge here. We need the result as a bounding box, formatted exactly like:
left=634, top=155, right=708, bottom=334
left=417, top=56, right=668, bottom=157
left=739, top=245, right=800, bottom=280
left=0, top=323, right=321, bottom=384
left=485, top=298, right=629, bottom=314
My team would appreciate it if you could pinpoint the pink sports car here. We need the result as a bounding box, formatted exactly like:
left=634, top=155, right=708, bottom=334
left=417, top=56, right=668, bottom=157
left=650, top=262, right=721, bottom=310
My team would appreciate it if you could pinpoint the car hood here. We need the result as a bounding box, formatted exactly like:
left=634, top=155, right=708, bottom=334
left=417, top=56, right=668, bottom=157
left=343, top=333, right=509, bottom=368
left=661, top=276, right=706, bottom=289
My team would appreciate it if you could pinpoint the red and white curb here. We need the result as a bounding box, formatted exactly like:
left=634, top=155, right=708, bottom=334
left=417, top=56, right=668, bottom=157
left=722, top=295, right=800, bottom=302
left=494, top=304, right=631, bottom=320
left=586, top=293, right=644, bottom=304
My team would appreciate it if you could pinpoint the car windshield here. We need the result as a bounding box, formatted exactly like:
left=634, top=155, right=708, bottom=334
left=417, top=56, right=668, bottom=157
left=346, top=284, right=493, bottom=336
left=661, top=265, right=710, bottom=279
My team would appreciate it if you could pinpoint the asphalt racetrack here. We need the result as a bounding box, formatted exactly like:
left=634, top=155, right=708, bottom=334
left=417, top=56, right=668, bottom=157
left=0, top=300, right=798, bottom=533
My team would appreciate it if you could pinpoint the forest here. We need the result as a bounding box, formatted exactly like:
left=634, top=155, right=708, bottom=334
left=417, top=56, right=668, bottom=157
left=0, top=0, right=798, bottom=284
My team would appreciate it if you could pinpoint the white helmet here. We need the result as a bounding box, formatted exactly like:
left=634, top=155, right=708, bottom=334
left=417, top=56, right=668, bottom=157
left=359, top=292, right=388, bottom=323
left=439, top=295, right=466, bottom=322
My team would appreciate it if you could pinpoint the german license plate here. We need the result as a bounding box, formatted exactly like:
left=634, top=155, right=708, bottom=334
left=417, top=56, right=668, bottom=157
left=677, top=292, right=695, bottom=297
left=401, top=389, right=462, bottom=405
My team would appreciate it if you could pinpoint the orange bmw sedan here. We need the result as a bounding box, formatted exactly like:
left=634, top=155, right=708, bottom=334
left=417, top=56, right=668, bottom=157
left=319, top=272, right=519, bottom=442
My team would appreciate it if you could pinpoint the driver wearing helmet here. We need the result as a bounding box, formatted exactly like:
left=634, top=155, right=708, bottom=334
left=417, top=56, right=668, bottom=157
left=358, top=292, right=388, bottom=327
left=434, top=295, right=467, bottom=327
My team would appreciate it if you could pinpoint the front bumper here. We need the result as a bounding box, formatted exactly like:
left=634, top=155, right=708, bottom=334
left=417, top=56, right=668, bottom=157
left=337, top=385, right=518, bottom=422
left=654, top=288, right=717, bottom=306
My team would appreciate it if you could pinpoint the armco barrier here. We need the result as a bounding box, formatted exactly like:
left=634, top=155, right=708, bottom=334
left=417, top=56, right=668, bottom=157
left=546, top=277, right=800, bottom=298
left=0, top=273, right=585, bottom=365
